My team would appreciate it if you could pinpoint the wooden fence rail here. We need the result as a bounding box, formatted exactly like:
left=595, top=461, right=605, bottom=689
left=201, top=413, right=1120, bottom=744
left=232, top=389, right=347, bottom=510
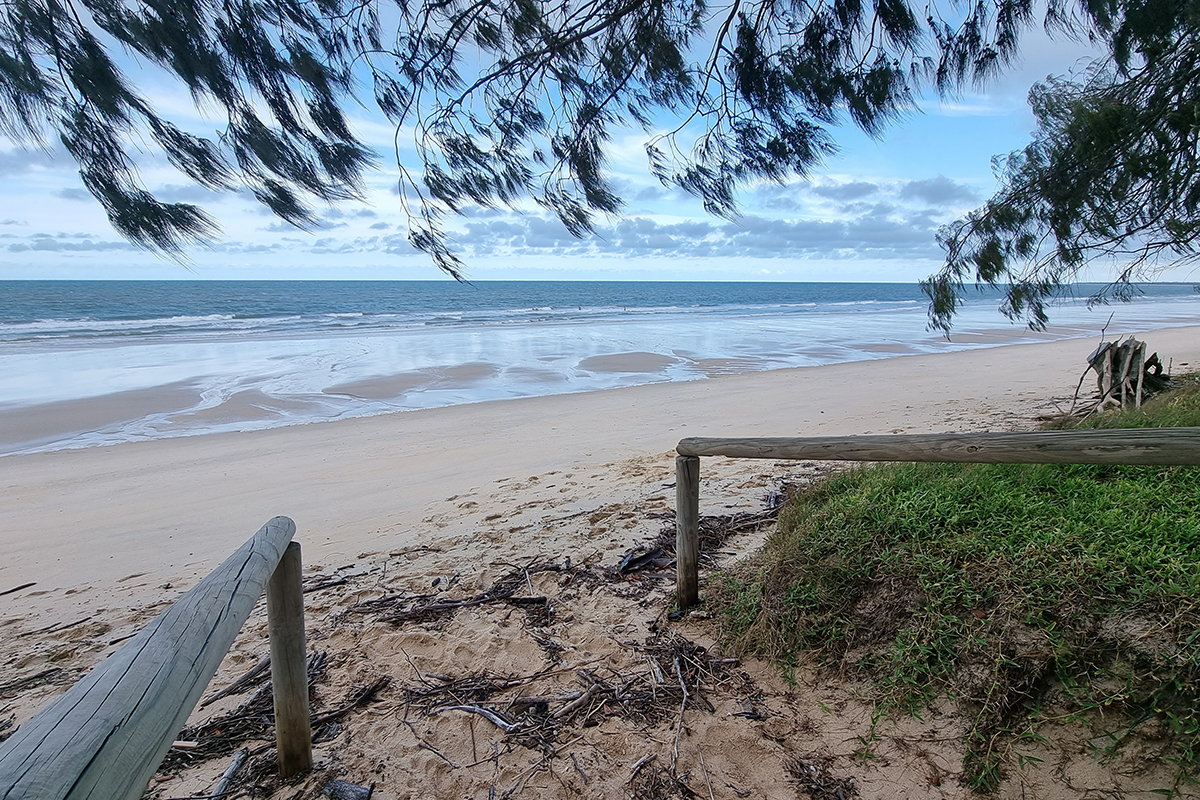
left=675, top=427, right=1200, bottom=608
left=0, top=515, right=312, bottom=800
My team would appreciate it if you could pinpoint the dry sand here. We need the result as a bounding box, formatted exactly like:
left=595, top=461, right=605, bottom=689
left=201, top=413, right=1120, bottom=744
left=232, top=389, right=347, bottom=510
left=2, top=327, right=1199, bottom=799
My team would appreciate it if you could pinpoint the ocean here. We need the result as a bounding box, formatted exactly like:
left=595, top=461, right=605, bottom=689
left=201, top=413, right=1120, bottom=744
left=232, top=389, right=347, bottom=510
left=3, top=280, right=1199, bottom=456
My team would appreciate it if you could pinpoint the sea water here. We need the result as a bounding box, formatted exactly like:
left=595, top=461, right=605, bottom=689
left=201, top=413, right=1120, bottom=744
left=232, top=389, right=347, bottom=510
left=2, top=280, right=1199, bottom=455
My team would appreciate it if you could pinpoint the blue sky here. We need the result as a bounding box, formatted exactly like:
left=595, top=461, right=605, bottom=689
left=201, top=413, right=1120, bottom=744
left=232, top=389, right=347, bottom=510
left=3, top=23, right=1185, bottom=285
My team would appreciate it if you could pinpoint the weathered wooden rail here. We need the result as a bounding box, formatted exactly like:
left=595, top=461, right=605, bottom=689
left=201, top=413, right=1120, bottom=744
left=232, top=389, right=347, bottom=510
left=674, top=427, right=1200, bottom=608
left=0, top=516, right=312, bottom=799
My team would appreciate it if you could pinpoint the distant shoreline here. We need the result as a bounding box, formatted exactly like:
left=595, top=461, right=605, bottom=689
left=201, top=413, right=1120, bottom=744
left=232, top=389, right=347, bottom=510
left=2, top=317, right=1199, bottom=458
left=3, top=281, right=1200, bottom=456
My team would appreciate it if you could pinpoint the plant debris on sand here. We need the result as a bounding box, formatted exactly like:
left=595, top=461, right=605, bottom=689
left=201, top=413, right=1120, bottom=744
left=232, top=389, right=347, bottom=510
left=134, top=480, right=834, bottom=800
left=719, top=373, right=1200, bottom=793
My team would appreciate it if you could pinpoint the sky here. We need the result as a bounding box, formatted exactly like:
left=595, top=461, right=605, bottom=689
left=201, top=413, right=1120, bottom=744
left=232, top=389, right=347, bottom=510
left=1, top=15, right=1181, bottom=285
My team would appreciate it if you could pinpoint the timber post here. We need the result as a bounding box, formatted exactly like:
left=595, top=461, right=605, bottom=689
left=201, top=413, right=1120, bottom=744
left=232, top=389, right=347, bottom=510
left=266, top=540, right=312, bottom=778
left=676, top=454, right=700, bottom=609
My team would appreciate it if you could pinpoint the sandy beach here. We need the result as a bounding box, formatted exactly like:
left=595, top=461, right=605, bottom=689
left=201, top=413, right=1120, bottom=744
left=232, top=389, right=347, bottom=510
left=3, top=326, right=1199, bottom=799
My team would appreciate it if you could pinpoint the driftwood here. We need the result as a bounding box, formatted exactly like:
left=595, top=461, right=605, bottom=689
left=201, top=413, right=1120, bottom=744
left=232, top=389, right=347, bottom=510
left=1076, top=337, right=1171, bottom=415
left=433, top=705, right=524, bottom=733
left=209, top=747, right=250, bottom=798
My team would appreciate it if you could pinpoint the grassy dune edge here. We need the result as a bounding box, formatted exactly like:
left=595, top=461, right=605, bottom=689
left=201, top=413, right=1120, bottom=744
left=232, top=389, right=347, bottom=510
left=717, top=376, right=1200, bottom=793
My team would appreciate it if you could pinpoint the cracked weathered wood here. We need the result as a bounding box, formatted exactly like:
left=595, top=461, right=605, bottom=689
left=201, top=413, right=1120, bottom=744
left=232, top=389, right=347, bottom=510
left=677, top=428, right=1200, bottom=465
left=0, top=516, right=296, bottom=800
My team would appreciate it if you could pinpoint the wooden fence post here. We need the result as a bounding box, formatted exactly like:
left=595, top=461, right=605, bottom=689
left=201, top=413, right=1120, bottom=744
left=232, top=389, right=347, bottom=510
left=0, top=516, right=296, bottom=800
left=266, top=541, right=312, bottom=778
left=676, top=454, right=700, bottom=609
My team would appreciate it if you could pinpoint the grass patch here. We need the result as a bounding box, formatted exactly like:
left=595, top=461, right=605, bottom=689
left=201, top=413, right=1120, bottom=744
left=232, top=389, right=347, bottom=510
left=1046, top=371, right=1200, bottom=429
left=717, top=374, right=1200, bottom=792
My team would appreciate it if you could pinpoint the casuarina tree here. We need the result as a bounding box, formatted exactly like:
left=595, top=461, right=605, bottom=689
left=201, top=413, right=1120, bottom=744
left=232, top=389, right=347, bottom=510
left=2, top=0, right=1187, bottom=317
left=925, top=1, right=1200, bottom=329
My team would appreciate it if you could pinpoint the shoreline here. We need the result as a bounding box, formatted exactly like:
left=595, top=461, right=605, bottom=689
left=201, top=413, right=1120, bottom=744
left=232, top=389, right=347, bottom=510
left=2, top=318, right=1196, bottom=460
left=6, top=283, right=1200, bottom=458
left=2, top=326, right=1197, bottom=605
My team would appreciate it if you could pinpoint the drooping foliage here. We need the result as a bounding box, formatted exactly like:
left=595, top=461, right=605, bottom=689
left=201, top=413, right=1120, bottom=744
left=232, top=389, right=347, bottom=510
left=0, top=0, right=1155, bottom=278
left=924, top=1, right=1200, bottom=330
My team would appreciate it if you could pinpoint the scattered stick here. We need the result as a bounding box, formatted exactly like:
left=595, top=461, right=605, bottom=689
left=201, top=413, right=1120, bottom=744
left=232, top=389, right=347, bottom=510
left=0, top=715, right=14, bottom=746
left=433, top=705, right=523, bottom=733
left=547, top=507, right=598, bottom=524
left=209, top=747, right=249, bottom=798
left=303, top=575, right=349, bottom=594
left=505, top=692, right=578, bottom=713
left=571, top=753, right=589, bottom=785
left=647, top=656, right=665, bottom=685
left=698, top=745, right=715, bottom=800
left=0, top=582, right=35, bottom=597
left=628, top=754, right=656, bottom=784
left=346, top=590, right=438, bottom=614
left=419, top=741, right=458, bottom=769
left=389, top=545, right=444, bottom=557
left=551, top=685, right=596, bottom=720
left=18, top=616, right=92, bottom=638
left=161, top=651, right=329, bottom=771
left=310, top=676, right=391, bottom=728
left=497, top=735, right=582, bottom=797
left=201, top=655, right=271, bottom=708
left=382, top=594, right=546, bottom=624
left=619, top=505, right=789, bottom=578
left=402, top=720, right=459, bottom=769
left=0, top=668, right=64, bottom=695
left=671, top=655, right=690, bottom=771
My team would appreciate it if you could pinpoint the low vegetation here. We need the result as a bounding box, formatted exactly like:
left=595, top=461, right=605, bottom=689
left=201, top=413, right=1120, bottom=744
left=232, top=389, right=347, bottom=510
left=717, top=374, right=1200, bottom=793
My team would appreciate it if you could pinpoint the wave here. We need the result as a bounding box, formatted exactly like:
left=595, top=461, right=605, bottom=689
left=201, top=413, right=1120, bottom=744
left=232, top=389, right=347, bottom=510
left=2, top=282, right=1195, bottom=347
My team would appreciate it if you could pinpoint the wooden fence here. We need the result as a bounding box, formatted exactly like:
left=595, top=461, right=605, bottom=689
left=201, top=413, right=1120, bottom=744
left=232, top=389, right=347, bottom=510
left=674, top=427, right=1200, bottom=608
left=0, top=516, right=312, bottom=800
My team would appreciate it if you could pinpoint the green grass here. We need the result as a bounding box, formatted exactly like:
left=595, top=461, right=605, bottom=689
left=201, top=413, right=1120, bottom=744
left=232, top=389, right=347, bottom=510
left=716, top=374, right=1200, bottom=792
